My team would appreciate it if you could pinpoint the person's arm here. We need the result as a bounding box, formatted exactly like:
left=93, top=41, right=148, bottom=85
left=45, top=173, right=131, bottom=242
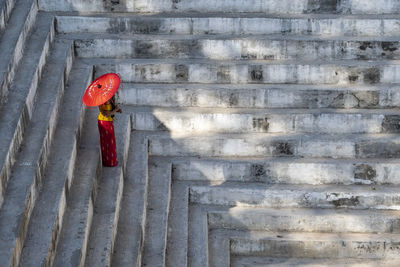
left=99, top=104, right=122, bottom=117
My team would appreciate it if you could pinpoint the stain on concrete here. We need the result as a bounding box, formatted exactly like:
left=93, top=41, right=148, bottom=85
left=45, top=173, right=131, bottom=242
left=249, top=65, right=263, bottom=81
left=217, top=66, right=231, bottom=83
left=108, top=18, right=162, bottom=34
left=356, top=142, right=400, bottom=158
left=252, top=117, right=270, bottom=132
left=306, top=0, right=339, bottom=13
left=382, top=115, right=400, bottom=133
left=359, top=42, right=373, bottom=51
left=354, top=164, right=377, bottom=182
left=329, top=195, right=360, bottom=207
left=175, top=64, right=188, bottom=82
left=273, top=142, right=294, bottom=156
left=228, top=93, right=239, bottom=107
left=353, top=91, right=379, bottom=108
left=172, top=0, right=181, bottom=9
left=241, top=53, right=257, bottom=60
left=348, top=74, right=359, bottom=83
left=134, top=41, right=154, bottom=58
left=250, top=164, right=267, bottom=180
left=382, top=42, right=398, bottom=52
left=363, top=68, right=381, bottom=84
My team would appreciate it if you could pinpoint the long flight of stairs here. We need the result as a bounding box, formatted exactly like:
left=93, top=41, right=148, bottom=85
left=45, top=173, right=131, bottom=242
left=2, top=0, right=400, bottom=266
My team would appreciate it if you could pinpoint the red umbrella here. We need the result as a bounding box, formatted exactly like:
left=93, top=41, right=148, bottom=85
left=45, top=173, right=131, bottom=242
left=83, top=73, right=121, bottom=107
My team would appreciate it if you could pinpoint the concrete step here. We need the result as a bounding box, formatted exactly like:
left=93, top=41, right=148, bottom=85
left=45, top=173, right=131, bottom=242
left=40, top=0, right=400, bottom=14
left=0, top=0, right=37, bottom=102
left=189, top=183, right=400, bottom=210
left=165, top=181, right=189, bottom=267
left=226, top=230, right=400, bottom=259
left=73, top=35, right=400, bottom=61
left=93, top=59, right=399, bottom=85
left=51, top=110, right=100, bottom=267
left=208, top=207, right=400, bottom=234
left=231, top=257, right=400, bottom=267
left=111, top=131, right=149, bottom=267
left=146, top=129, right=400, bottom=158
left=171, top=157, right=400, bottom=185
left=56, top=13, right=400, bottom=37
left=0, top=0, right=16, bottom=34
left=0, top=40, right=73, bottom=267
left=17, top=65, right=93, bottom=267
left=84, top=114, right=131, bottom=267
left=141, top=159, right=172, bottom=267
left=130, top=108, right=400, bottom=135
left=0, top=12, right=54, bottom=208
left=119, top=83, right=398, bottom=109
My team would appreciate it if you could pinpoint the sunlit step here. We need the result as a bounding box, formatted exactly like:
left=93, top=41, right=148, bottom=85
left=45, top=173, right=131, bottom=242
left=94, top=58, right=400, bottom=85
left=120, top=83, right=400, bottom=109
left=56, top=13, right=400, bottom=37
left=72, top=35, right=400, bottom=61
left=190, top=183, right=400, bottom=209
left=41, top=0, right=400, bottom=14
left=208, top=207, right=400, bottom=233
left=170, top=157, right=400, bottom=185
left=131, top=108, right=400, bottom=135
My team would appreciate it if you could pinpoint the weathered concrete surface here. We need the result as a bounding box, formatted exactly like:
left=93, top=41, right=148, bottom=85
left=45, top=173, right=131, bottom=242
left=0, top=0, right=16, bottom=34
left=52, top=109, right=100, bottom=267
left=56, top=14, right=400, bottom=37
left=170, top=157, right=400, bottom=185
left=40, top=0, right=400, bottom=14
left=111, top=131, right=149, bottom=267
left=190, top=184, right=400, bottom=209
left=0, top=12, right=54, bottom=209
left=208, top=207, right=400, bottom=233
left=0, top=0, right=37, bottom=103
left=94, top=60, right=399, bottom=85
left=231, top=257, right=400, bottom=267
left=229, top=231, right=400, bottom=259
left=0, top=40, right=73, bottom=267
left=119, top=83, right=396, bottom=109
left=74, top=37, right=400, bottom=61
left=141, top=159, right=172, bottom=267
left=18, top=65, right=93, bottom=267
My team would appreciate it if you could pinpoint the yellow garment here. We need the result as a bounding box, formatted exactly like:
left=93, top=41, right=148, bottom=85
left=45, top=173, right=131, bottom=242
left=98, top=103, right=114, bottom=121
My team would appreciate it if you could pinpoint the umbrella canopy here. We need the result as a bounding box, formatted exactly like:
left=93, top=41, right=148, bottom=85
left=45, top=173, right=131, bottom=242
left=83, top=73, right=121, bottom=107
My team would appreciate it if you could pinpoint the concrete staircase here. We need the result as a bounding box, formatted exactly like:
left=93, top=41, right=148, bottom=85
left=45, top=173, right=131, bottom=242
left=1, top=0, right=400, bottom=266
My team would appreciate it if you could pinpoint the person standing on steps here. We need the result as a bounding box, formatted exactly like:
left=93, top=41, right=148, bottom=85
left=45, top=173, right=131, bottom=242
left=82, top=73, right=122, bottom=167
left=98, top=95, right=122, bottom=167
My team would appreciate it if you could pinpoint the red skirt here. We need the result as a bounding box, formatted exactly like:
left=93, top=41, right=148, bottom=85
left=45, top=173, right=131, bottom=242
left=98, top=120, right=118, bottom=167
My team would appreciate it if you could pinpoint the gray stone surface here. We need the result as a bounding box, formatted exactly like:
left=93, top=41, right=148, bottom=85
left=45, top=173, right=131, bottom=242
left=52, top=108, right=100, bottom=267
left=118, top=83, right=396, bottom=109
left=0, top=12, right=54, bottom=209
left=72, top=36, right=400, bottom=61
left=171, top=157, right=400, bottom=185
left=232, top=257, right=400, bottom=267
left=189, top=183, right=400, bottom=210
left=18, top=64, right=93, bottom=267
left=0, top=39, right=73, bottom=267
left=94, top=59, right=400, bottom=85
left=39, top=0, right=400, bottom=14
left=111, top=131, right=149, bottom=267
left=0, top=0, right=16, bottom=34
left=56, top=14, right=400, bottom=37
left=0, top=0, right=37, bottom=103
left=141, top=159, right=172, bottom=267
